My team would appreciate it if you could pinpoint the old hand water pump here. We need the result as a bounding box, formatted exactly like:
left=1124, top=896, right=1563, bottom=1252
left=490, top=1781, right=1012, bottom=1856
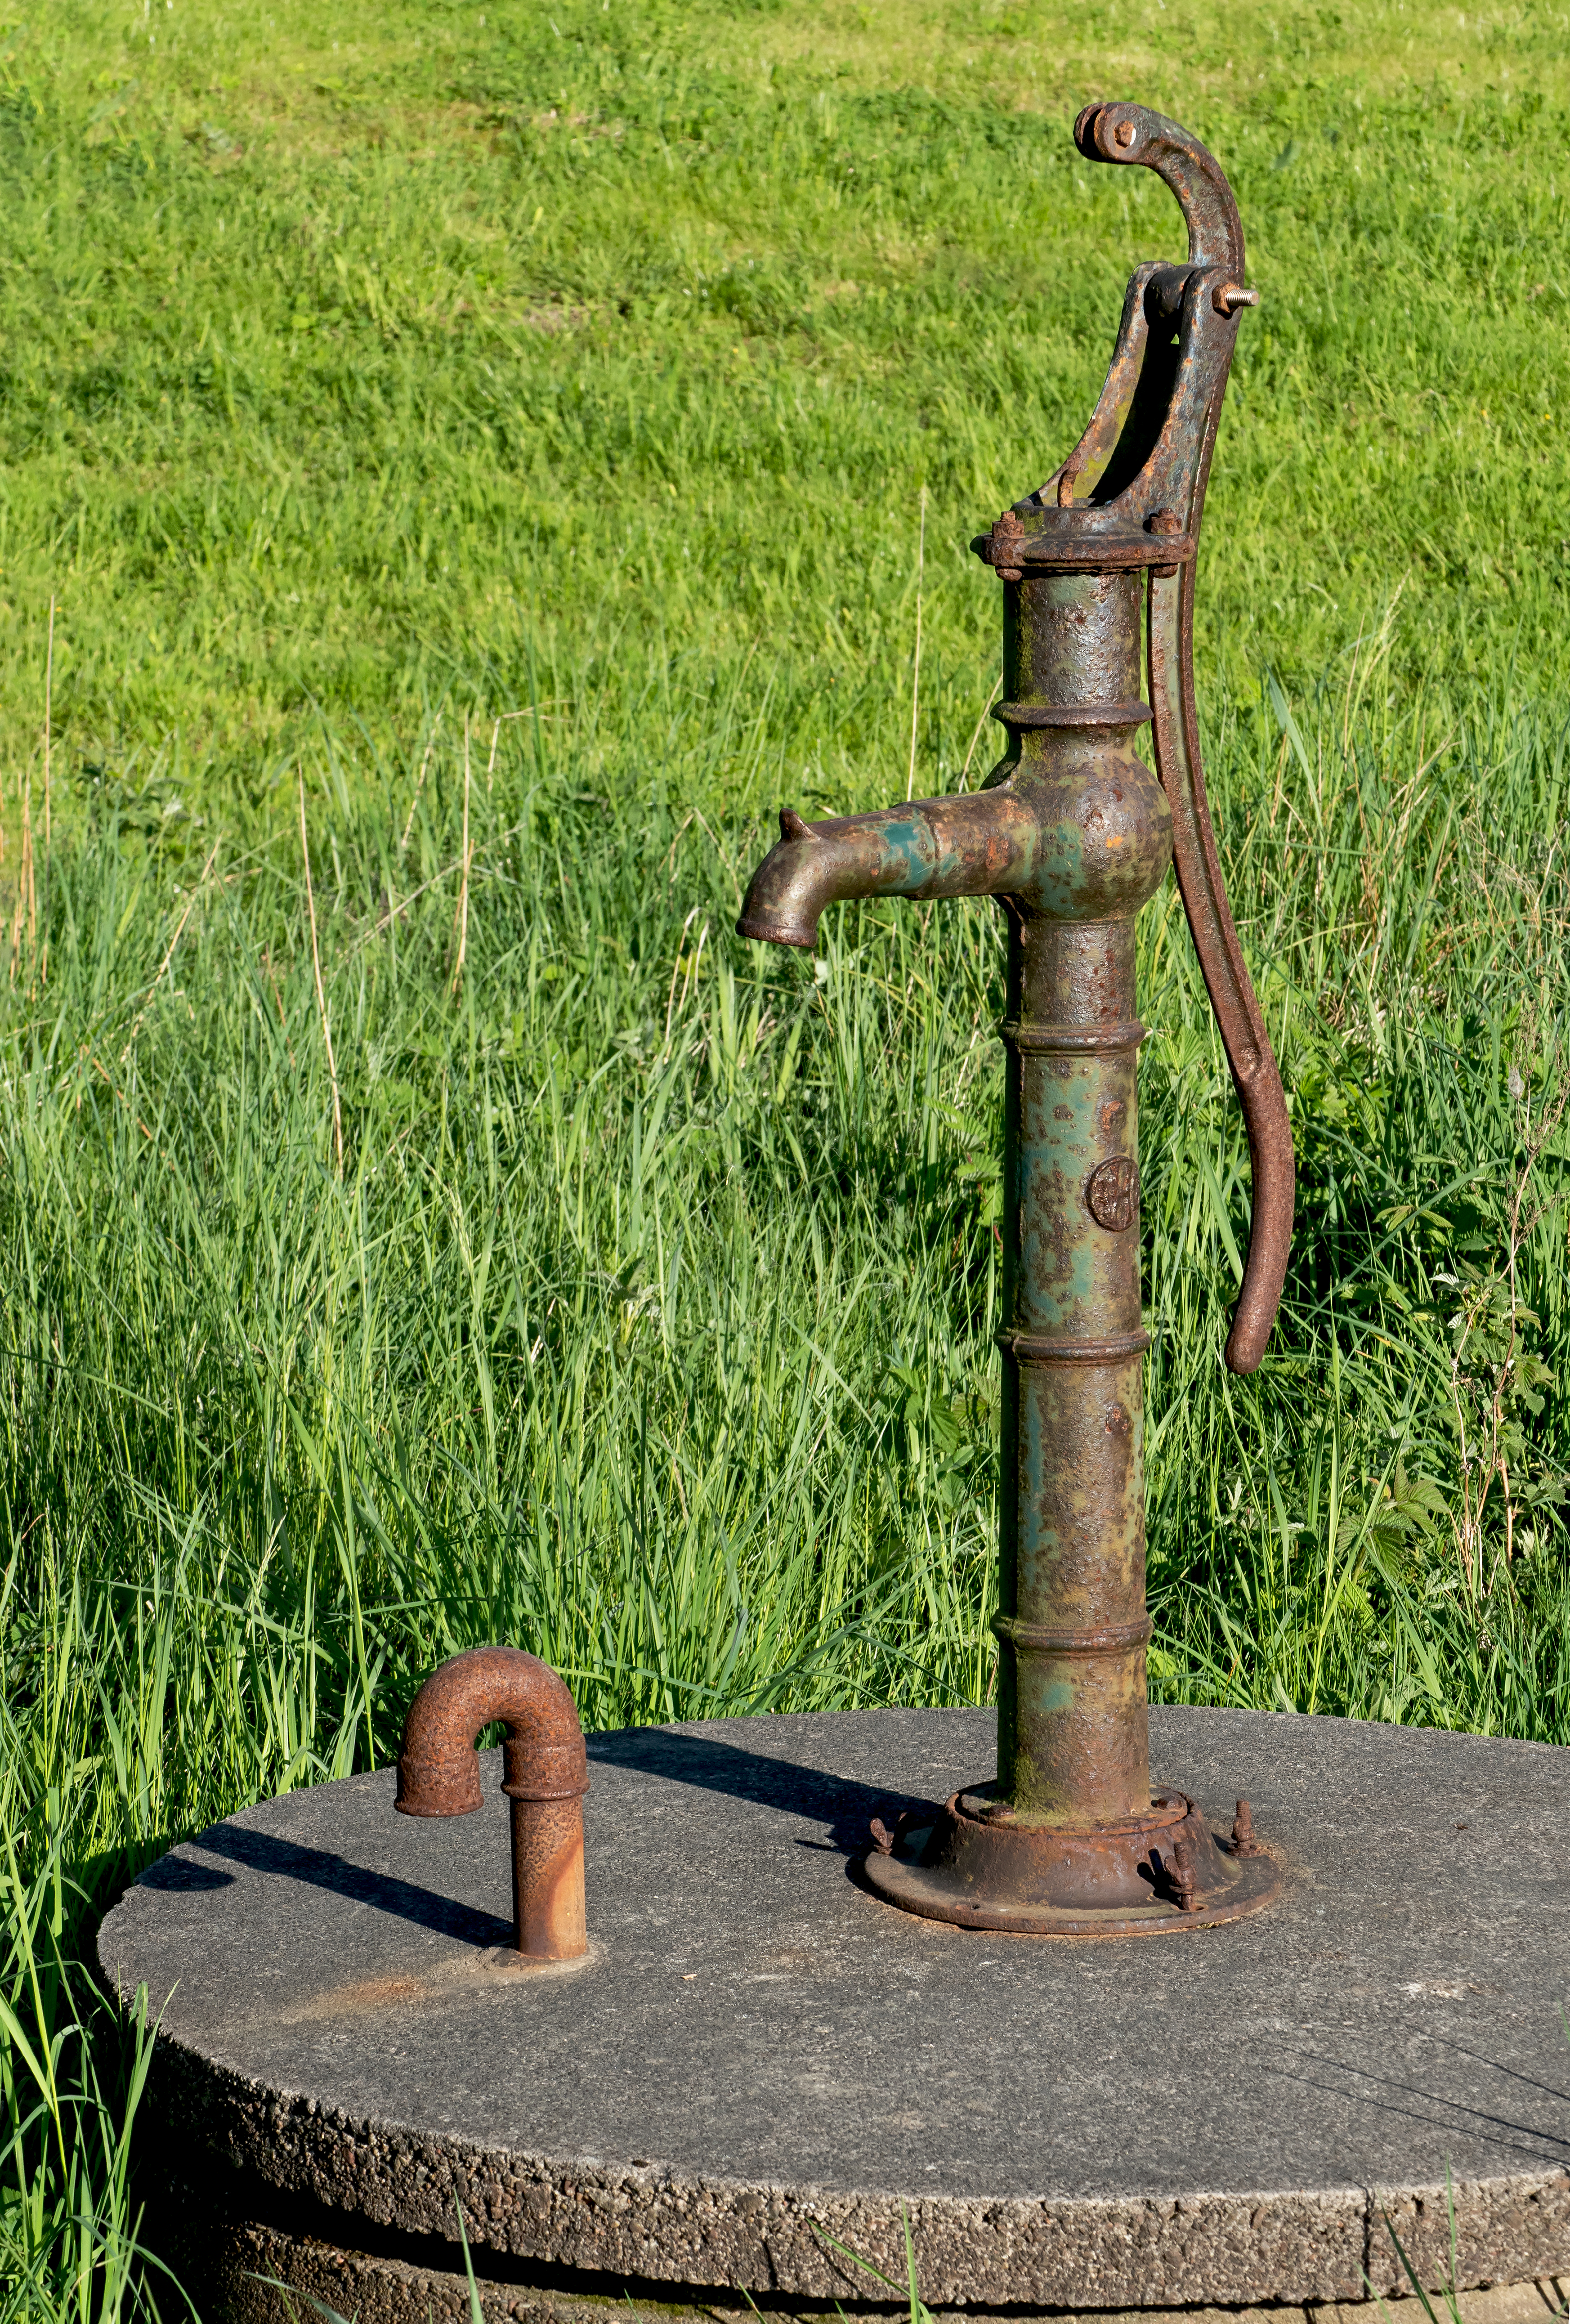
left=738, top=103, right=1295, bottom=1935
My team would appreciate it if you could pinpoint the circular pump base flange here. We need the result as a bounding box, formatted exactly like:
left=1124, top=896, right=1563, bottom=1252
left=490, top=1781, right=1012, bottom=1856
left=863, top=1782, right=1282, bottom=1937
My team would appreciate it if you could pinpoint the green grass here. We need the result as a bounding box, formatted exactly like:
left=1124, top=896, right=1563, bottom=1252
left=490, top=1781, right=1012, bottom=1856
left=2, top=0, right=1570, bottom=805
left=3, top=0, right=1570, bottom=2317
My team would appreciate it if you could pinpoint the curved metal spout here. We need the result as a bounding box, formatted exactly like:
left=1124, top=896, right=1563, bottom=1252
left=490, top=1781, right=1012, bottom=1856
left=738, top=791, right=1044, bottom=948
left=738, top=700, right=1178, bottom=954
left=396, top=1644, right=589, bottom=1961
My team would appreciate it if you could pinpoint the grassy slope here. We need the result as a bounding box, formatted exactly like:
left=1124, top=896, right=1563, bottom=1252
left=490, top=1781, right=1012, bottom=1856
left=2, top=2, right=1570, bottom=2315
left=1, top=0, right=1569, bottom=808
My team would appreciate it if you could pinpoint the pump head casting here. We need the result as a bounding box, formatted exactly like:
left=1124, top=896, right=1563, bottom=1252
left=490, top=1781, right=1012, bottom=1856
left=737, top=104, right=1291, bottom=1934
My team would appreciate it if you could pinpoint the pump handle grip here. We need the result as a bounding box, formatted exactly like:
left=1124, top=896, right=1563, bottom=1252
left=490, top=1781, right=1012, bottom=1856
left=1147, top=570, right=1294, bottom=1373
left=1074, top=101, right=1244, bottom=278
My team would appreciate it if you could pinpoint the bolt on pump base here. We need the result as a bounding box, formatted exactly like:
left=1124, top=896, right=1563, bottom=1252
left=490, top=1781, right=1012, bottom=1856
left=737, top=102, right=1295, bottom=1936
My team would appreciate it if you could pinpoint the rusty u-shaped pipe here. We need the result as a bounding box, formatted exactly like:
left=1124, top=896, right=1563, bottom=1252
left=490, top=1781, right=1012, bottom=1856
left=395, top=1644, right=589, bottom=1961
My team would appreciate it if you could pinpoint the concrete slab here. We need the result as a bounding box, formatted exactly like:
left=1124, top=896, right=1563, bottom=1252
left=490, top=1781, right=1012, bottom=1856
left=161, top=2195, right=1570, bottom=2324
left=100, top=1707, right=1570, bottom=2311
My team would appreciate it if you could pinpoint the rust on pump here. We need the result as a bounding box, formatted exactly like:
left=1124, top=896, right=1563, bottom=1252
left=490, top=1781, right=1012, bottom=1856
left=737, top=103, right=1293, bottom=1935
left=396, top=1645, right=590, bottom=1960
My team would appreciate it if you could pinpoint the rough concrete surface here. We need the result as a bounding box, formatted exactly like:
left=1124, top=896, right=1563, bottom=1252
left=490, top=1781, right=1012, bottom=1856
left=99, top=1706, right=1570, bottom=2309
left=186, top=2202, right=1570, bottom=2324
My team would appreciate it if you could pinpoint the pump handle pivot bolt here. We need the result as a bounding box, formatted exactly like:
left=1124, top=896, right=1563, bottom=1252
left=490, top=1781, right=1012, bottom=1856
left=1231, top=1799, right=1265, bottom=1858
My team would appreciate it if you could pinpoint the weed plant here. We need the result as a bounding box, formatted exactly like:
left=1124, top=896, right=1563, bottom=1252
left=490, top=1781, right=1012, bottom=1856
left=1, top=0, right=1569, bottom=2317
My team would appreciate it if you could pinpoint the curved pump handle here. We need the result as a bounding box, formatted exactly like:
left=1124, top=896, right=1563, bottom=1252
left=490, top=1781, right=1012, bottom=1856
left=1075, top=101, right=1294, bottom=1373
left=1074, top=101, right=1244, bottom=276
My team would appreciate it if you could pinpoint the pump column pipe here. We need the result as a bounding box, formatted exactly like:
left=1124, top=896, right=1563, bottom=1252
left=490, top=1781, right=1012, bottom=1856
left=736, top=101, right=1293, bottom=1934
left=993, top=570, right=1165, bottom=1827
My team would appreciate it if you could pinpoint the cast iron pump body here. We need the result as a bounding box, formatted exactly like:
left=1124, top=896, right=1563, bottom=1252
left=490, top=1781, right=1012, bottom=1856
left=738, top=103, right=1294, bottom=1935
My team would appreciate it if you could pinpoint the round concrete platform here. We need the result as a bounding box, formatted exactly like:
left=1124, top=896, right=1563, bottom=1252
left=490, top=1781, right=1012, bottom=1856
left=99, top=1707, right=1570, bottom=2317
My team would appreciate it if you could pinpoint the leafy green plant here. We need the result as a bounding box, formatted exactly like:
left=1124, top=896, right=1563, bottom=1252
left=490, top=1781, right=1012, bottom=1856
left=0, top=1823, right=176, bottom=2324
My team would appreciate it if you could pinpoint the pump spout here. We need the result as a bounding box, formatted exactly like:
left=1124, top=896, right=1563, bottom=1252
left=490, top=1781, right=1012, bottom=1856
left=740, top=786, right=1070, bottom=950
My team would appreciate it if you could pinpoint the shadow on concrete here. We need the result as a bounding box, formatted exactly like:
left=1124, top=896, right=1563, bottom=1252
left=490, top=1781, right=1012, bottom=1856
left=183, top=1822, right=511, bottom=1946
left=1273, top=2042, right=1570, bottom=2166
left=167, top=1727, right=951, bottom=1939
left=586, top=1727, right=938, bottom=1857
left=139, top=1853, right=235, bottom=1892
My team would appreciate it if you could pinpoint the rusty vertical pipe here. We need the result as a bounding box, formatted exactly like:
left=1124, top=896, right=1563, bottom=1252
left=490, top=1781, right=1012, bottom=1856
left=994, top=569, right=1167, bottom=1824
left=502, top=1740, right=589, bottom=1961
left=396, top=1645, right=589, bottom=1961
